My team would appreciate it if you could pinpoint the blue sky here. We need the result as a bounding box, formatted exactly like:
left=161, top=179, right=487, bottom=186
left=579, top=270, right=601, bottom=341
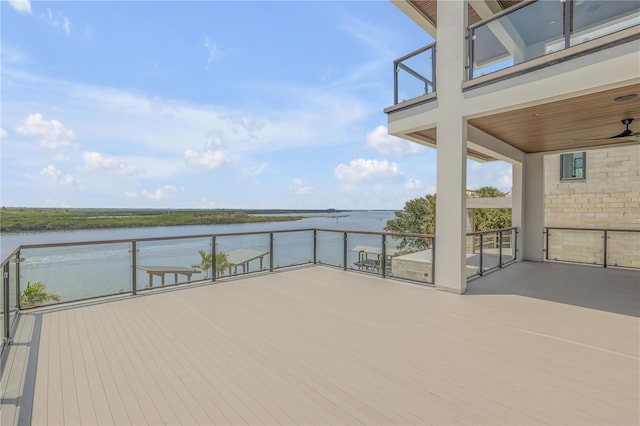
left=1, top=0, right=512, bottom=209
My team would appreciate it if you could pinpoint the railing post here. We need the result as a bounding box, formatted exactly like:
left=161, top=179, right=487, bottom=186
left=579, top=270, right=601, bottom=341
left=467, top=29, right=475, bottom=81
left=515, top=228, right=519, bottom=260
left=603, top=230, right=608, bottom=268
left=15, top=251, right=21, bottom=310
left=431, top=45, right=436, bottom=92
left=393, top=61, right=399, bottom=104
left=431, top=237, right=436, bottom=285
left=563, top=0, right=572, bottom=49
left=313, top=230, right=317, bottom=264
left=498, top=231, right=503, bottom=268
left=479, top=234, right=484, bottom=276
left=212, top=236, right=217, bottom=282
left=343, top=232, right=348, bottom=271
left=3, top=263, right=10, bottom=344
left=545, top=227, right=550, bottom=261
left=269, top=233, right=274, bottom=272
left=131, top=242, right=137, bottom=295
left=381, top=235, right=387, bottom=278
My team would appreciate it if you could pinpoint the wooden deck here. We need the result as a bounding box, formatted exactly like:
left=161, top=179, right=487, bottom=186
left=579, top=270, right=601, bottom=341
left=2, top=263, right=639, bottom=425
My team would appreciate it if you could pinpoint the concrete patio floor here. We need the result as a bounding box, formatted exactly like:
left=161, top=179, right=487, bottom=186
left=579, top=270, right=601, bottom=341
left=1, top=262, right=638, bottom=425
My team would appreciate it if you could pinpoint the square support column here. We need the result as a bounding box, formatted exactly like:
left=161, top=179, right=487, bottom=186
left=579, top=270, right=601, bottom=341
left=433, top=0, right=468, bottom=293
left=512, top=153, right=545, bottom=262
left=523, top=153, right=545, bottom=261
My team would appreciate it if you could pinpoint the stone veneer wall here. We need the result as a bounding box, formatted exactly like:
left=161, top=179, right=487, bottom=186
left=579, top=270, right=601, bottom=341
left=544, top=145, right=640, bottom=268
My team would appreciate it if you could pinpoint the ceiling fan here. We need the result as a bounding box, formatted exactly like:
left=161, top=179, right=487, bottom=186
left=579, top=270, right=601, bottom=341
left=574, top=118, right=640, bottom=141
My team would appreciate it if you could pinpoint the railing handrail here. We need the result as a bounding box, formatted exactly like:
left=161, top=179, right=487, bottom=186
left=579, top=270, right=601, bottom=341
left=545, top=226, right=640, bottom=233
left=466, top=226, right=519, bottom=236
left=393, top=42, right=436, bottom=65
left=468, top=0, right=537, bottom=31
left=1, top=228, right=436, bottom=260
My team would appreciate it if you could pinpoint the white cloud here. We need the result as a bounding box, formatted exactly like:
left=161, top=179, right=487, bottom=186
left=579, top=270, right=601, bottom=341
left=141, top=185, right=177, bottom=200
left=291, top=178, right=312, bottom=195
left=40, top=165, right=81, bottom=189
left=0, top=128, right=7, bottom=139
left=84, top=24, right=93, bottom=40
left=16, top=113, right=76, bottom=149
left=366, top=125, right=424, bottom=156
left=184, top=149, right=230, bottom=169
left=42, top=8, right=71, bottom=37
left=123, top=191, right=138, bottom=199
left=82, top=151, right=140, bottom=175
left=405, top=178, right=423, bottom=190
left=203, top=36, right=223, bottom=63
left=9, top=0, right=31, bottom=14
left=334, top=158, right=403, bottom=183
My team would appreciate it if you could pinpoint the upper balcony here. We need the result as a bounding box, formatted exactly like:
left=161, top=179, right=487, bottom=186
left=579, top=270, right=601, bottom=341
left=388, top=0, right=639, bottom=111
left=385, top=0, right=640, bottom=162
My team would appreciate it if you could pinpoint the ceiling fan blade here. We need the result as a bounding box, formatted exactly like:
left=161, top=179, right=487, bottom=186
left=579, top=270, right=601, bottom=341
left=610, top=129, right=634, bottom=138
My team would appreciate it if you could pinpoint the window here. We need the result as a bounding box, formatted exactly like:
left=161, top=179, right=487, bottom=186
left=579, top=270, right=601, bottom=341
left=560, top=152, right=586, bottom=180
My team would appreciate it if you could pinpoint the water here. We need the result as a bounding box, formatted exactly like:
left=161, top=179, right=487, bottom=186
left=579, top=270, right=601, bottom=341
left=1, top=210, right=396, bottom=303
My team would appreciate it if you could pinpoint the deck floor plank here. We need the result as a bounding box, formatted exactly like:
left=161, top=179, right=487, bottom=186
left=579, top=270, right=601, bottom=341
left=2, top=263, right=638, bottom=425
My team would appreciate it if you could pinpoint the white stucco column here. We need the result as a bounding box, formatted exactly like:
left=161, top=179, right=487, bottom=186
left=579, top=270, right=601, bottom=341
left=512, top=153, right=545, bottom=262
left=511, top=161, right=524, bottom=259
left=434, top=0, right=467, bottom=293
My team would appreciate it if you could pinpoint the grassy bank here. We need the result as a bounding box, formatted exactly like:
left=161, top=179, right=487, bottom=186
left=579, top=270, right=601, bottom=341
left=0, top=208, right=315, bottom=232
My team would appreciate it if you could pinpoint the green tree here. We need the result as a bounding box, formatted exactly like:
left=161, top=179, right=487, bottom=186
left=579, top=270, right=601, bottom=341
left=215, top=251, right=232, bottom=277
left=385, top=187, right=512, bottom=249
left=384, top=194, right=436, bottom=251
left=471, top=186, right=512, bottom=231
left=197, top=249, right=213, bottom=278
left=21, top=281, right=61, bottom=307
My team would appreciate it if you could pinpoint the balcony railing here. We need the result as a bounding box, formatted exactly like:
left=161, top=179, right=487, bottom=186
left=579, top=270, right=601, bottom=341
left=467, top=0, right=640, bottom=80
left=544, top=227, right=640, bottom=268
left=466, top=227, right=519, bottom=278
left=0, top=228, right=436, bottom=355
left=393, top=42, right=436, bottom=105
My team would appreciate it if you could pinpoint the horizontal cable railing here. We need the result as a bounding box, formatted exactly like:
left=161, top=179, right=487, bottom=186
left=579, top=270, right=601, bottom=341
left=467, top=0, right=640, bottom=80
left=544, top=227, right=640, bottom=269
left=0, top=228, right=435, bottom=357
left=466, top=227, right=519, bottom=279
left=393, top=42, right=436, bottom=105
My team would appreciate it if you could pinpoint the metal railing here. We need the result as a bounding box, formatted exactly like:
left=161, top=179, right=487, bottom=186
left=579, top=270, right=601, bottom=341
left=466, top=227, right=519, bottom=279
left=544, top=227, right=640, bottom=269
left=467, top=0, right=640, bottom=80
left=393, top=42, right=436, bottom=105
left=0, top=228, right=435, bottom=356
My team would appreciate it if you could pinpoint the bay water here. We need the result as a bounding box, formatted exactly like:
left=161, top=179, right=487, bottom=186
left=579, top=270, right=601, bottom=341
left=1, top=210, right=397, bottom=303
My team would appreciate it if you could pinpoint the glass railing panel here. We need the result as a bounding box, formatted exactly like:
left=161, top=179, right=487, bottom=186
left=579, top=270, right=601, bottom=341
left=466, top=234, right=481, bottom=278
left=481, top=232, right=501, bottom=272
left=316, top=230, right=344, bottom=268
left=136, top=237, right=211, bottom=290
left=395, top=45, right=435, bottom=104
left=571, top=1, right=640, bottom=47
left=501, top=229, right=516, bottom=264
left=606, top=230, right=640, bottom=269
left=470, top=0, right=564, bottom=78
left=272, top=231, right=314, bottom=269
left=20, top=243, right=131, bottom=306
left=387, top=235, right=434, bottom=284
left=9, top=260, right=17, bottom=327
left=0, top=263, right=4, bottom=343
left=346, top=233, right=383, bottom=275
left=546, top=229, right=604, bottom=265
left=215, top=234, right=271, bottom=277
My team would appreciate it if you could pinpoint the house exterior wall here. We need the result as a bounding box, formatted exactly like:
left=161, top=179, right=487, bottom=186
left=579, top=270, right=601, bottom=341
left=544, top=146, right=640, bottom=267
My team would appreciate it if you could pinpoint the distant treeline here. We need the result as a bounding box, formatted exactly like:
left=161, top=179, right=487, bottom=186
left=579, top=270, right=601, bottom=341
left=0, top=207, right=345, bottom=232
